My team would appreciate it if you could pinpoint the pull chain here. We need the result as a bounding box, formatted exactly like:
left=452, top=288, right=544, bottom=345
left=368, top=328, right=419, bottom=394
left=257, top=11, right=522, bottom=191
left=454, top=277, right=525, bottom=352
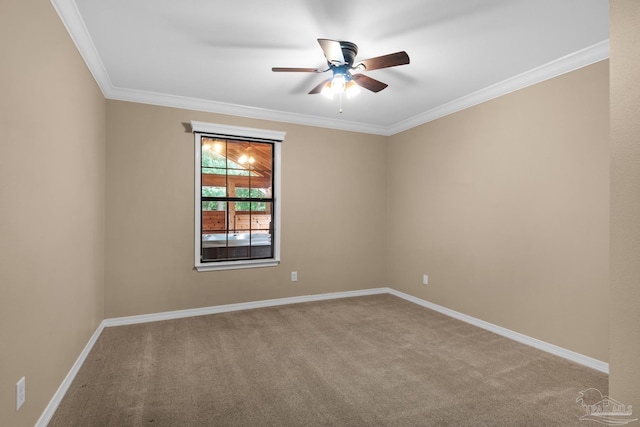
left=339, top=93, right=343, bottom=113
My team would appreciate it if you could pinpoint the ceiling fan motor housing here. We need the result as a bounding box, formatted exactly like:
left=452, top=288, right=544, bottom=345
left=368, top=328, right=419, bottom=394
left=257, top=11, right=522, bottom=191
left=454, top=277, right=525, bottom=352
left=339, top=41, right=358, bottom=66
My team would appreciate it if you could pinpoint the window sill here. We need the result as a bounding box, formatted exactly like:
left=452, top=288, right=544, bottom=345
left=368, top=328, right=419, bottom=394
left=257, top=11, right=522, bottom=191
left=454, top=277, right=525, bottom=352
left=196, top=259, right=279, bottom=272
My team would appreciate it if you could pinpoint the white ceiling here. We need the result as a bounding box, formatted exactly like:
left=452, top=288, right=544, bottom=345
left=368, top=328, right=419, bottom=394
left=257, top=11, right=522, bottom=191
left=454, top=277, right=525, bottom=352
left=53, top=0, right=609, bottom=135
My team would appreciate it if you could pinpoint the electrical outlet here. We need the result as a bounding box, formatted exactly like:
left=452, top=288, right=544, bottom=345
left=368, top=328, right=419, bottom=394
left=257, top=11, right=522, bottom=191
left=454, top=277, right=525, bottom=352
left=16, top=376, right=25, bottom=411
left=423, top=274, right=429, bottom=285
left=291, top=271, right=297, bottom=282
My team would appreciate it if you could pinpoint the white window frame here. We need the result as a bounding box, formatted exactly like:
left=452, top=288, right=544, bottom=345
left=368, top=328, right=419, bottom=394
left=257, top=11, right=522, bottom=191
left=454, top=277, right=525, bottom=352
left=191, top=121, right=284, bottom=271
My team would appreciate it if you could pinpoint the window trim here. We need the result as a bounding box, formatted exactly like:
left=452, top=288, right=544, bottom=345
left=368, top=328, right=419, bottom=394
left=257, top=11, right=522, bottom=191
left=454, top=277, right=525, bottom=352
left=191, top=121, right=285, bottom=271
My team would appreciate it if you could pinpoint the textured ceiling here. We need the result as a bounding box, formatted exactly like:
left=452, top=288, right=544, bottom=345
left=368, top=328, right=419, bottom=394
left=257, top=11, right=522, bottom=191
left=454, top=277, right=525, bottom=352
left=53, top=0, right=609, bottom=135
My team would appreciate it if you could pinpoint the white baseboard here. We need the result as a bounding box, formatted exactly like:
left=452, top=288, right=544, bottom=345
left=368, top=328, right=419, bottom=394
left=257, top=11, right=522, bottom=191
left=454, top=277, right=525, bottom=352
left=37, top=286, right=608, bottom=425
left=387, top=288, right=609, bottom=374
left=35, top=321, right=106, bottom=427
left=102, top=288, right=389, bottom=327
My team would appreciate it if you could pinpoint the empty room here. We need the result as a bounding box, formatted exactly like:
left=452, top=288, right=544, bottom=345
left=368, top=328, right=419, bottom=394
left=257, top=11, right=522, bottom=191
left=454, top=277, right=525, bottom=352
left=2, top=0, right=639, bottom=426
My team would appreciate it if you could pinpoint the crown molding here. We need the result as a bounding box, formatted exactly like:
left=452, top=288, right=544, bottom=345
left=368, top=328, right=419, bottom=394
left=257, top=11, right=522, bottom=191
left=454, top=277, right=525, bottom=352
left=50, top=0, right=113, bottom=94
left=107, top=86, right=391, bottom=136
left=387, top=40, right=610, bottom=135
left=51, top=0, right=609, bottom=137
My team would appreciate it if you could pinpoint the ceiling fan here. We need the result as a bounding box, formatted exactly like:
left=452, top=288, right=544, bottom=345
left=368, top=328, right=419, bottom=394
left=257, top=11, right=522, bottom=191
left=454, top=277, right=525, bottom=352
left=272, top=38, right=410, bottom=109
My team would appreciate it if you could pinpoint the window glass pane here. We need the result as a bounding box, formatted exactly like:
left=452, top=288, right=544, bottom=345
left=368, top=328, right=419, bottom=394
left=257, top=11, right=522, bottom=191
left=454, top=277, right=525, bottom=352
left=249, top=143, right=272, bottom=185
left=202, top=167, right=227, bottom=176
left=201, top=237, right=273, bottom=261
left=202, top=199, right=226, bottom=211
left=235, top=187, right=269, bottom=199
left=233, top=204, right=272, bottom=232
left=201, top=138, right=227, bottom=167
left=202, top=208, right=226, bottom=232
left=228, top=169, right=251, bottom=177
left=226, top=140, right=251, bottom=170
left=202, top=186, right=226, bottom=198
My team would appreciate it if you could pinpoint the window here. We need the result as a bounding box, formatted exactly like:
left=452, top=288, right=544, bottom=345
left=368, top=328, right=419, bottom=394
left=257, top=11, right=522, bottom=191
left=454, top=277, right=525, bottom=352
left=191, top=121, right=284, bottom=271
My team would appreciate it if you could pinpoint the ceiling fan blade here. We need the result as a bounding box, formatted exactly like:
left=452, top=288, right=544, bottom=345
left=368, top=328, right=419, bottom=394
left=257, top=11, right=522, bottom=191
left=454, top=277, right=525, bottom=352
left=358, top=51, right=410, bottom=71
left=351, top=74, right=388, bottom=93
left=272, top=67, right=323, bottom=72
left=318, top=38, right=345, bottom=65
left=308, top=78, right=331, bottom=94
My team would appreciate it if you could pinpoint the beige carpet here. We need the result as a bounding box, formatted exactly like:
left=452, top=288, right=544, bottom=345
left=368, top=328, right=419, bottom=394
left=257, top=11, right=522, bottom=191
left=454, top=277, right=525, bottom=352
left=49, top=294, right=607, bottom=426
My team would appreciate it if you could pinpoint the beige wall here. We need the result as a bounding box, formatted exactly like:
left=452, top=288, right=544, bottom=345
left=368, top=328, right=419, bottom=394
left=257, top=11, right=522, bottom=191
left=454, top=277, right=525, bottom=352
left=610, top=0, right=640, bottom=411
left=105, top=101, right=388, bottom=317
left=387, top=61, right=610, bottom=362
left=0, top=1, right=106, bottom=426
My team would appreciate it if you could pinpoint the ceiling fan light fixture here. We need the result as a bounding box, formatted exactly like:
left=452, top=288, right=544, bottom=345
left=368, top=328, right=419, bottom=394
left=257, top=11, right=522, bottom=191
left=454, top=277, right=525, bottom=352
left=321, top=81, right=334, bottom=99
left=345, top=80, right=360, bottom=99
left=331, top=73, right=346, bottom=93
